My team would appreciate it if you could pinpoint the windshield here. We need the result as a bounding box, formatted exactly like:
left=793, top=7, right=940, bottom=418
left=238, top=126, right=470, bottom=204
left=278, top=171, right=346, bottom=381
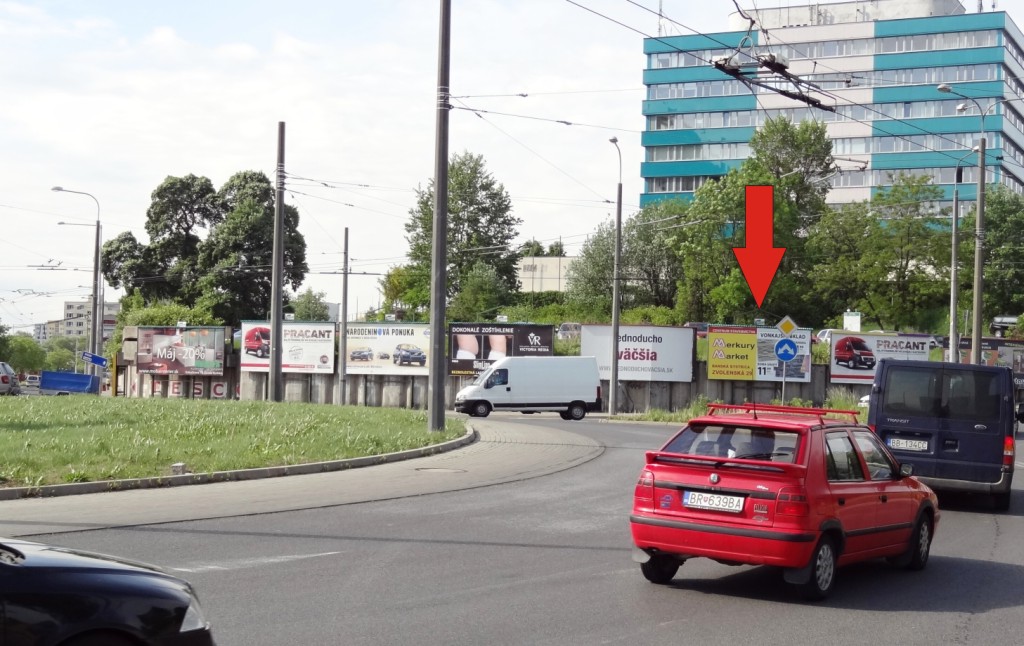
left=852, top=340, right=871, bottom=352
left=662, top=424, right=800, bottom=462
left=472, top=367, right=493, bottom=386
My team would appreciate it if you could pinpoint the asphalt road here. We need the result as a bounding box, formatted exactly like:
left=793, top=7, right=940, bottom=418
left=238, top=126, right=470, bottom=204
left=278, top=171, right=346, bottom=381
left=3, top=415, right=1023, bottom=646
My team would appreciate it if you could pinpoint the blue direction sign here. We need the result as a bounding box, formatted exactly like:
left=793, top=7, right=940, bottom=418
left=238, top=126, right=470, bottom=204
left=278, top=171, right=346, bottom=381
left=81, top=351, right=109, bottom=369
left=774, top=338, right=799, bottom=363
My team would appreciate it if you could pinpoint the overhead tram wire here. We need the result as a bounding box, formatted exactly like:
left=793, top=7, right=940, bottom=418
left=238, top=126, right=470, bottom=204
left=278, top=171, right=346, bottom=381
left=449, top=96, right=612, bottom=204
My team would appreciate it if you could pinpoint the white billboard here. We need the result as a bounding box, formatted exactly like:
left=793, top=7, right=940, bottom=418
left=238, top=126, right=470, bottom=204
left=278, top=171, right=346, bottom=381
left=581, top=324, right=695, bottom=383
left=829, top=332, right=933, bottom=385
left=344, top=323, right=431, bottom=376
left=240, top=321, right=337, bottom=374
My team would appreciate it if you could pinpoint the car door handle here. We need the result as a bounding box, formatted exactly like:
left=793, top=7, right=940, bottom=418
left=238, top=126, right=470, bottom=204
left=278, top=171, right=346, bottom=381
left=837, top=498, right=845, bottom=506
left=879, top=495, right=888, bottom=503
left=505, top=386, right=511, bottom=391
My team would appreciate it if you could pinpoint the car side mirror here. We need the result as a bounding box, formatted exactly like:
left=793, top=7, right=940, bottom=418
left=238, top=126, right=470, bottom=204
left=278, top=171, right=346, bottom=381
left=484, top=377, right=494, bottom=389
left=899, top=463, right=914, bottom=478
left=1016, top=402, right=1024, bottom=424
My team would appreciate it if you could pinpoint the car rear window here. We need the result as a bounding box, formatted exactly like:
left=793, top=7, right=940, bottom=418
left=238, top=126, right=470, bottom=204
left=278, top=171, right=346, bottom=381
left=882, top=365, right=1002, bottom=423
left=662, top=424, right=800, bottom=462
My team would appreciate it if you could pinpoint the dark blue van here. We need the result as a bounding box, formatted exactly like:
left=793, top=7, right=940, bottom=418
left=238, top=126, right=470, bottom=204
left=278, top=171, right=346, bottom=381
left=868, top=359, right=1024, bottom=511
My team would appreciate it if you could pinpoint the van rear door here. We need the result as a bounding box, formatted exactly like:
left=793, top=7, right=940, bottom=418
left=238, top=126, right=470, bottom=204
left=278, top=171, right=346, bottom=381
left=872, top=362, right=1009, bottom=486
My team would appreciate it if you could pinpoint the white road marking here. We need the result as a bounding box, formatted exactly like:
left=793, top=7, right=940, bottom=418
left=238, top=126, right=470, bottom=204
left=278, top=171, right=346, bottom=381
left=172, top=551, right=342, bottom=573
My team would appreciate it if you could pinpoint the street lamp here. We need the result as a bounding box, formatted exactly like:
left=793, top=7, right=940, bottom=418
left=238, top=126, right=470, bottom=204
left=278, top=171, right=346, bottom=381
left=609, top=137, right=623, bottom=416
left=934, top=85, right=1024, bottom=363
left=53, top=186, right=103, bottom=378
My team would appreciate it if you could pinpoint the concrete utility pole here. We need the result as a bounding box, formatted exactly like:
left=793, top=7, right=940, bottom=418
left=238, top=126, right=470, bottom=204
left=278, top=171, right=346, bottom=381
left=428, top=0, right=451, bottom=432
left=339, top=227, right=349, bottom=405
left=270, top=122, right=286, bottom=400
left=609, top=137, right=623, bottom=416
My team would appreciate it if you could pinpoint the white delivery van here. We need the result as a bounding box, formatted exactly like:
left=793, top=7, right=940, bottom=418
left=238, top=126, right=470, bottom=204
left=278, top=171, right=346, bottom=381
left=454, top=356, right=602, bottom=420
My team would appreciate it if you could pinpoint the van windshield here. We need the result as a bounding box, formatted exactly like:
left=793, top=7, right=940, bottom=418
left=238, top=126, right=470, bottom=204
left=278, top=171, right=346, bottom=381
left=881, top=366, right=1002, bottom=424
left=472, top=368, right=493, bottom=386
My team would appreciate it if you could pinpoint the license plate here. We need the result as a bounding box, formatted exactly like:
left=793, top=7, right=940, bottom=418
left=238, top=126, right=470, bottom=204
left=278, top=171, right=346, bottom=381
left=888, top=437, right=928, bottom=452
left=683, top=491, right=744, bottom=513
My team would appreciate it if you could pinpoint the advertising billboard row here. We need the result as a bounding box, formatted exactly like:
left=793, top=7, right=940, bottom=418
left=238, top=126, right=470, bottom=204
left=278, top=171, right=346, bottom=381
left=240, top=321, right=337, bottom=374
left=136, top=326, right=226, bottom=376
left=448, top=323, right=553, bottom=376
left=346, top=323, right=431, bottom=376
left=706, top=326, right=812, bottom=383
left=580, top=324, right=695, bottom=383
left=944, top=336, right=1024, bottom=388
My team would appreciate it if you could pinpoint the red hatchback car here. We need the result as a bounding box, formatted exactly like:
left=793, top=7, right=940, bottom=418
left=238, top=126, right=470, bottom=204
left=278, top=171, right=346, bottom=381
left=630, top=404, right=939, bottom=600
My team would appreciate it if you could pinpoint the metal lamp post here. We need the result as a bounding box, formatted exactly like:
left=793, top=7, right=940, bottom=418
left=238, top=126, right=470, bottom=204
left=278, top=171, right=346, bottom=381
left=935, top=86, right=1024, bottom=363
left=53, top=186, right=103, bottom=378
left=609, top=137, right=623, bottom=416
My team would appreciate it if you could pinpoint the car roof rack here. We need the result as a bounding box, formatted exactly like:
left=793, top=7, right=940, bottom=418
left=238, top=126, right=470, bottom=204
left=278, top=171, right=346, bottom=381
left=706, top=403, right=859, bottom=424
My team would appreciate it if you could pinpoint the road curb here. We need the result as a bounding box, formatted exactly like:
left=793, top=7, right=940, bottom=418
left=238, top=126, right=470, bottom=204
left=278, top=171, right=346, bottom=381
left=0, top=428, right=479, bottom=501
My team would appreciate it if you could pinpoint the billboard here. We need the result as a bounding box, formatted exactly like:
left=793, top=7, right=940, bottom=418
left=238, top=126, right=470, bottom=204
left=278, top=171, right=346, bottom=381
left=944, top=336, right=1024, bottom=388
left=344, top=323, right=431, bottom=376
left=706, top=326, right=812, bottom=382
left=829, top=332, right=932, bottom=384
left=239, top=321, right=337, bottom=373
left=581, top=324, right=695, bottom=383
left=136, top=326, right=226, bottom=376
left=448, top=323, right=553, bottom=376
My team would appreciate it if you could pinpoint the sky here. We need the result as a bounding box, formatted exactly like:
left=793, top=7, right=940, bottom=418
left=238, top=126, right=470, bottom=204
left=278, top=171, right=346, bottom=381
left=2, top=0, right=1022, bottom=334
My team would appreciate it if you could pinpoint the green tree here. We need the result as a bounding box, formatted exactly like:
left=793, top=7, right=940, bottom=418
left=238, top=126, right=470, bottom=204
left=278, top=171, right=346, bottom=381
left=101, top=171, right=307, bottom=327
left=448, top=262, right=508, bottom=322
left=195, top=172, right=308, bottom=325
left=291, top=288, right=330, bottom=321
left=404, top=152, right=522, bottom=305
left=7, top=334, right=46, bottom=374
left=0, top=319, right=9, bottom=361
left=547, top=240, right=566, bottom=257
left=807, top=173, right=946, bottom=330
left=970, top=186, right=1024, bottom=320
left=519, top=239, right=545, bottom=256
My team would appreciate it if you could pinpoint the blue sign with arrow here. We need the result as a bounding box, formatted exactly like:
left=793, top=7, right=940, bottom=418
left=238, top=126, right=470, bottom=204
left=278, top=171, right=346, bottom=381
left=81, top=351, right=109, bottom=369
left=774, top=338, right=798, bottom=363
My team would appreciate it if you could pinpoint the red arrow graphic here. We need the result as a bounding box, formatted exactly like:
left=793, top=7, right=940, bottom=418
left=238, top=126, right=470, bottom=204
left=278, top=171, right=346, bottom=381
left=733, top=185, right=786, bottom=308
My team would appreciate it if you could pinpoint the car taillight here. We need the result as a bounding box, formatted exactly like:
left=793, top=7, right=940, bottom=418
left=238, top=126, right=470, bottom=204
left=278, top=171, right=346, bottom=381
left=634, top=469, right=655, bottom=502
left=777, top=486, right=809, bottom=516
left=1004, top=436, right=1016, bottom=467
left=0, top=375, right=8, bottom=384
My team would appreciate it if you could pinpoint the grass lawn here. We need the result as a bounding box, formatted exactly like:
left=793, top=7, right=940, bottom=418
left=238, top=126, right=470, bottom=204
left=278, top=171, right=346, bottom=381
left=0, top=397, right=465, bottom=489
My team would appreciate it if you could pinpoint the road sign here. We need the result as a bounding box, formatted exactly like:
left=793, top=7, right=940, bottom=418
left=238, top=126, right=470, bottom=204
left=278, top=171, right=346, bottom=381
left=774, top=338, right=798, bottom=363
left=776, top=315, right=799, bottom=337
left=81, top=351, right=109, bottom=369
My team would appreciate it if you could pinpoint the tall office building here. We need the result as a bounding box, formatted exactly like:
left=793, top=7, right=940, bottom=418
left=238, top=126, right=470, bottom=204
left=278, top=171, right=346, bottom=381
left=641, top=0, right=1024, bottom=213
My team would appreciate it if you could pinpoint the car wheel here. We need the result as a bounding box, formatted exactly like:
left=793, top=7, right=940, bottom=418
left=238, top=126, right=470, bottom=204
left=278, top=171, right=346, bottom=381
left=799, top=536, right=837, bottom=600
left=472, top=401, right=491, bottom=418
left=907, top=515, right=933, bottom=570
left=993, top=492, right=1011, bottom=512
left=63, top=633, right=137, bottom=646
left=568, top=403, right=587, bottom=420
left=640, top=555, right=679, bottom=584
left=393, top=356, right=398, bottom=364
left=559, top=411, right=572, bottom=420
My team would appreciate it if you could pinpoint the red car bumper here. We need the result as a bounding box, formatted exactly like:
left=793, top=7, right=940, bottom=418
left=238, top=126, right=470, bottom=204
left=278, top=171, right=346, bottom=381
left=630, top=513, right=818, bottom=568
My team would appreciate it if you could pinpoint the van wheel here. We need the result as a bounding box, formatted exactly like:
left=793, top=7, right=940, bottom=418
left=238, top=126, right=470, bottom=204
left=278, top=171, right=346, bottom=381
left=472, top=401, right=491, bottom=418
left=798, top=536, right=837, bottom=600
left=640, top=555, right=679, bottom=584
left=559, top=411, right=571, bottom=420
left=568, top=403, right=587, bottom=420
left=993, top=492, right=1011, bottom=511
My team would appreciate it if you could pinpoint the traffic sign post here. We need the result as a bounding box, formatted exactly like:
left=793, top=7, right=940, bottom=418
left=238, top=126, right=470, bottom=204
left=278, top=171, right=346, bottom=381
left=774, top=337, right=799, bottom=404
